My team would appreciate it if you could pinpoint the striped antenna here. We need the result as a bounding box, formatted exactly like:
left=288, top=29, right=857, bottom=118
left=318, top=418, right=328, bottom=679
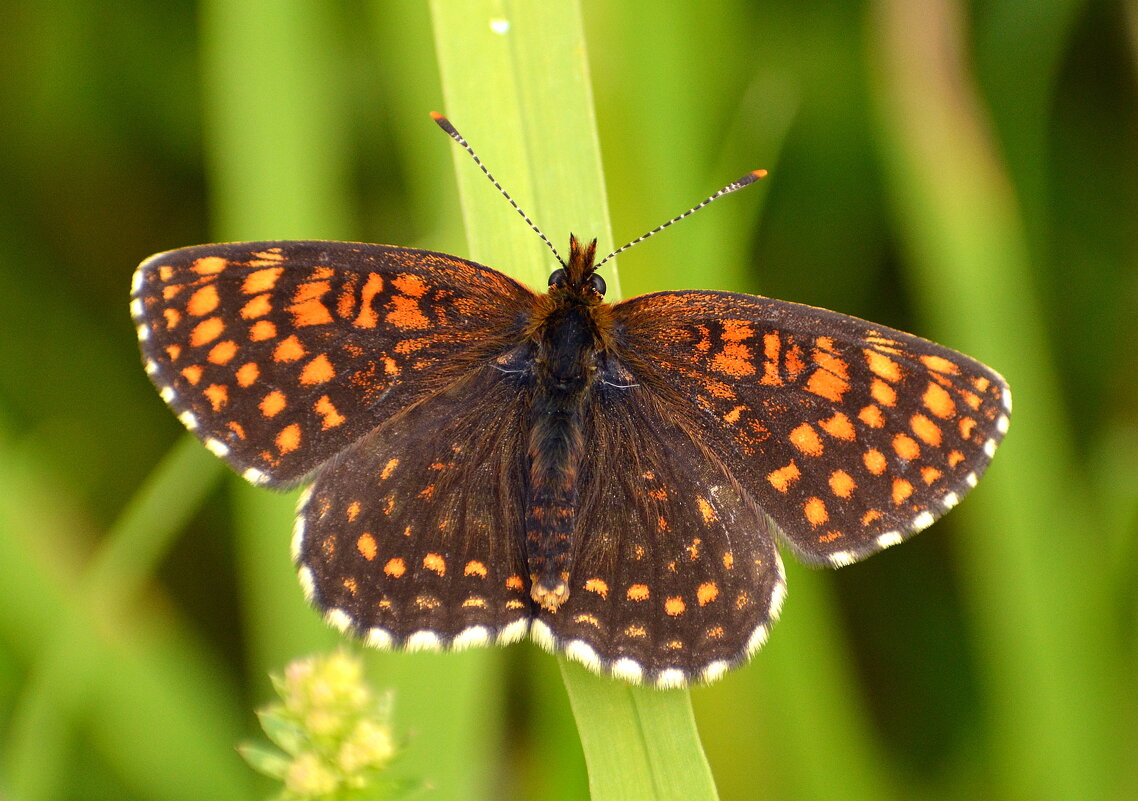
left=594, top=170, right=767, bottom=271
left=431, top=112, right=566, bottom=267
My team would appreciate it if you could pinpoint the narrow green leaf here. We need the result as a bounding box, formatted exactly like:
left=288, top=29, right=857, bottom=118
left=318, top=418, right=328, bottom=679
left=431, top=2, right=717, bottom=799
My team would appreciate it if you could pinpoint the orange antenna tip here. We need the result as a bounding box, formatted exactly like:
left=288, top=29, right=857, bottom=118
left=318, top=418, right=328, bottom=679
left=752, top=169, right=768, bottom=179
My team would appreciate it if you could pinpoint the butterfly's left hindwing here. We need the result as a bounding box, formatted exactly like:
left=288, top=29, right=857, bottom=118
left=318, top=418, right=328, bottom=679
left=295, top=362, right=536, bottom=648
left=132, top=241, right=537, bottom=486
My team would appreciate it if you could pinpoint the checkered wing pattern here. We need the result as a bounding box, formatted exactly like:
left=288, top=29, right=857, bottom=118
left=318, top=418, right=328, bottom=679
left=294, top=363, right=536, bottom=650
left=131, top=241, right=536, bottom=487
left=533, top=373, right=787, bottom=686
left=611, top=290, right=1011, bottom=568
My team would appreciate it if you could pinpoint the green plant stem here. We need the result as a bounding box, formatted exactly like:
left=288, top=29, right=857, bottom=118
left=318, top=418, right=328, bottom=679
left=430, top=2, right=718, bottom=799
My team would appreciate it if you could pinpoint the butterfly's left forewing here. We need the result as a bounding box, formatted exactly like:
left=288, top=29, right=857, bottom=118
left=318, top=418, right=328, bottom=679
left=610, top=290, right=1010, bottom=568
left=132, top=240, right=537, bottom=487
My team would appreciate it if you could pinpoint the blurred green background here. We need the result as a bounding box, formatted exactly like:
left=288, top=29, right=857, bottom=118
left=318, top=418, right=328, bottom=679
left=1, top=1, right=1135, bottom=800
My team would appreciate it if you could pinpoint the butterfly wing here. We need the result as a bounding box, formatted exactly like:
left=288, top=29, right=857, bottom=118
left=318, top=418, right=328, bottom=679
left=131, top=240, right=536, bottom=487
left=534, top=375, right=787, bottom=686
left=294, top=361, right=537, bottom=648
left=610, top=290, right=1011, bottom=567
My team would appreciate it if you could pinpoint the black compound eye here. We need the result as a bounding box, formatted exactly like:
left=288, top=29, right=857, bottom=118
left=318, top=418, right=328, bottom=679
left=588, top=273, right=606, bottom=295
left=548, top=268, right=567, bottom=287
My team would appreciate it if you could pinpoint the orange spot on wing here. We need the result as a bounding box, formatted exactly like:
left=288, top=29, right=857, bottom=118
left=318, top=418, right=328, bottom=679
left=819, top=411, right=856, bottom=440
left=910, top=413, right=943, bottom=446
left=276, top=423, right=301, bottom=454
left=392, top=273, right=428, bottom=297
left=273, top=335, right=306, bottom=362
left=697, top=582, right=719, bottom=606
left=958, top=417, right=977, bottom=439
left=711, top=342, right=756, bottom=377
left=921, top=354, right=959, bottom=374
left=464, top=560, right=488, bottom=578
left=858, top=404, right=885, bottom=428
left=249, top=320, right=277, bottom=341
left=861, top=509, right=882, bottom=526
left=789, top=422, right=824, bottom=456
left=192, top=256, right=227, bottom=275
left=804, top=496, right=829, bottom=527
left=190, top=317, right=224, bottom=347
left=828, top=470, right=856, bottom=498
left=315, top=395, right=345, bottom=429
left=384, top=557, right=406, bottom=577
left=696, top=496, right=718, bottom=523
left=165, top=344, right=182, bottom=361
left=380, top=458, right=399, bottom=480
left=865, top=349, right=902, bottom=381
left=921, top=467, right=942, bottom=484
left=863, top=449, right=887, bottom=475
left=947, top=450, right=966, bottom=467
left=240, top=293, right=272, bottom=319
left=300, top=353, right=335, bottom=385
left=260, top=390, right=286, bottom=417
left=505, top=575, right=525, bottom=592
left=584, top=578, right=609, bottom=598
left=289, top=298, right=334, bottom=327
left=207, top=340, right=238, bottom=365
left=292, top=280, right=331, bottom=304
left=892, top=433, right=921, bottom=460
left=180, top=365, right=203, bottom=385
left=892, top=478, right=914, bottom=504
left=386, top=295, right=430, bottom=330
left=721, top=320, right=754, bottom=341
left=960, top=389, right=982, bottom=411
left=236, top=362, right=259, bottom=387
left=353, top=273, right=384, bottom=328
left=242, top=267, right=284, bottom=294
left=806, top=367, right=850, bottom=402
left=163, top=308, right=182, bottom=329
left=203, top=383, right=228, bottom=411
left=664, top=596, right=686, bottom=616
left=767, top=461, right=801, bottom=493
left=626, top=584, right=650, bottom=602
left=871, top=378, right=897, bottom=407
left=923, top=381, right=956, bottom=418
left=357, top=533, right=378, bottom=561
left=723, top=405, right=746, bottom=424
left=761, top=332, right=782, bottom=386
left=186, top=284, right=219, bottom=316
left=423, top=553, right=446, bottom=576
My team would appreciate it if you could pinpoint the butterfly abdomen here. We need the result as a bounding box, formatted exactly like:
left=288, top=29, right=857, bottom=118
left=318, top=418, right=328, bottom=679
left=524, top=301, right=606, bottom=611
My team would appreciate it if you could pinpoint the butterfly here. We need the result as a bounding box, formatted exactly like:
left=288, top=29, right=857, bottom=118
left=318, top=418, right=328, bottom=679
left=131, top=114, right=1010, bottom=687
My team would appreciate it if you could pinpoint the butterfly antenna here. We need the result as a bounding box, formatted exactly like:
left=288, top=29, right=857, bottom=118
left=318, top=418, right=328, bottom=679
left=594, top=169, right=767, bottom=271
left=431, top=112, right=566, bottom=267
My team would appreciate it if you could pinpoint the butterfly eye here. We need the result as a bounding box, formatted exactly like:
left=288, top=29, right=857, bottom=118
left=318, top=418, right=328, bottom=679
left=588, top=273, right=606, bottom=296
left=548, top=268, right=567, bottom=288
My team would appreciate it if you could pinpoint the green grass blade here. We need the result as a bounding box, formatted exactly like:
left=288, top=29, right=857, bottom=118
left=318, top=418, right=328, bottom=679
left=0, top=427, right=252, bottom=801
left=868, top=2, right=1122, bottom=799
left=198, top=3, right=502, bottom=800
left=431, top=2, right=718, bottom=799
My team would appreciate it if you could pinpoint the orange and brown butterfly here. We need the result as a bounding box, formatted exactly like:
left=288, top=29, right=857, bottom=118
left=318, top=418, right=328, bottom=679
left=130, top=113, right=1010, bottom=688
